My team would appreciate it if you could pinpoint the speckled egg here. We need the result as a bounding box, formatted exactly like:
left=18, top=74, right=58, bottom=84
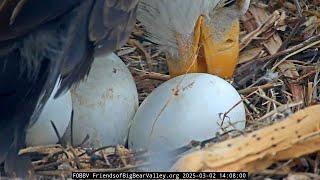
left=66, top=53, right=139, bottom=147
left=26, top=81, right=72, bottom=146
left=128, top=73, right=245, bottom=152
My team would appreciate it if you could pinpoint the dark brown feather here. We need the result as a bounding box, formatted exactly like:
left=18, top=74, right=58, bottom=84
left=0, top=0, right=138, bottom=177
left=89, top=0, right=139, bottom=56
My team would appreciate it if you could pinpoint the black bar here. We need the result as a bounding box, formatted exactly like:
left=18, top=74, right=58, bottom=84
left=71, top=172, right=248, bottom=179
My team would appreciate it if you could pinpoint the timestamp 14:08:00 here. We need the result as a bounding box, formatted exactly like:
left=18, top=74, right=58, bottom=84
left=181, top=172, right=248, bottom=179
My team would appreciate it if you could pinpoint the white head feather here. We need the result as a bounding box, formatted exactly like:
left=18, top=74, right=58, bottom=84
left=138, top=0, right=250, bottom=59
left=138, top=0, right=219, bottom=57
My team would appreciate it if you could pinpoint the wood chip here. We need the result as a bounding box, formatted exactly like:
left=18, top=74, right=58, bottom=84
left=172, top=105, right=320, bottom=173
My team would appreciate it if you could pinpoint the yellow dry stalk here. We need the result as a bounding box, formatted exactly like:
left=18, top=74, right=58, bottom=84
left=172, top=105, right=320, bottom=173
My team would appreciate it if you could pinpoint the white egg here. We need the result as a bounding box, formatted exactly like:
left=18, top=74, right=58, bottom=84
left=26, top=81, right=72, bottom=146
left=68, top=53, right=139, bottom=147
left=128, top=73, right=246, bottom=152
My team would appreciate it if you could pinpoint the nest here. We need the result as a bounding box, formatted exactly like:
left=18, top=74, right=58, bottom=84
left=1, top=0, right=320, bottom=179
left=122, top=0, right=320, bottom=178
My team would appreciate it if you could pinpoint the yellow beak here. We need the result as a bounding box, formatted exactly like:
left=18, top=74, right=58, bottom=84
left=167, top=15, right=240, bottom=79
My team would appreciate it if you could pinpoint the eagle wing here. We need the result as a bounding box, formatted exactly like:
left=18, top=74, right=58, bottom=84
left=0, top=0, right=138, bottom=177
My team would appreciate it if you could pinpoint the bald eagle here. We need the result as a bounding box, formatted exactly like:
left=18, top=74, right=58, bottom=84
left=138, top=0, right=250, bottom=78
left=0, top=0, right=138, bottom=177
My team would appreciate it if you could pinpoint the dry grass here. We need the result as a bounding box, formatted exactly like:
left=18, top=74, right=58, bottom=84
left=122, top=0, right=320, bottom=178
left=1, top=0, right=319, bottom=179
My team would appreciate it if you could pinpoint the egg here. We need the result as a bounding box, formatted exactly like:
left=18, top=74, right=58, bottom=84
left=26, top=80, right=72, bottom=146
left=128, top=73, right=246, bottom=152
left=66, top=53, right=139, bottom=147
